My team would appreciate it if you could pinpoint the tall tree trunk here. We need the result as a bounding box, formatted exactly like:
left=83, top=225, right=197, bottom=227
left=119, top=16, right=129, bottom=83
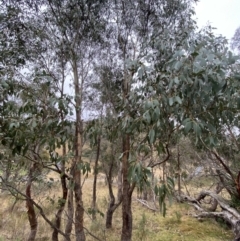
left=53, top=57, right=69, bottom=241
left=121, top=134, right=133, bottom=241
left=26, top=163, right=38, bottom=241
left=120, top=34, right=134, bottom=239
left=92, top=135, right=101, bottom=220
left=52, top=144, right=68, bottom=241
left=73, top=59, right=85, bottom=241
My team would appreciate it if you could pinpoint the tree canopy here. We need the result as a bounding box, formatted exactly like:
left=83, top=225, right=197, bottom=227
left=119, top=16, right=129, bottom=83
left=0, top=1, right=240, bottom=241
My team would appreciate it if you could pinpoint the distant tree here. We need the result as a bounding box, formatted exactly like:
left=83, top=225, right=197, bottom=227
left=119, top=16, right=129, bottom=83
left=231, top=26, right=240, bottom=53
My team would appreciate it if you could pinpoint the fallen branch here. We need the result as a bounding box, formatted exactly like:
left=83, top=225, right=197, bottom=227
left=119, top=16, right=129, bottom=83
left=179, top=190, right=240, bottom=241
left=136, top=198, right=157, bottom=212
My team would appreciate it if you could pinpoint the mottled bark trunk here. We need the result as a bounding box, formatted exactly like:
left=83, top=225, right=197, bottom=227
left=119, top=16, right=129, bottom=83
left=52, top=145, right=68, bottom=241
left=92, top=135, right=101, bottom=220
left=74, top=166, right=85, bottom=241
left=26, top=163, right=38, bottom=241
left=73, top=59, right=85, bottom=241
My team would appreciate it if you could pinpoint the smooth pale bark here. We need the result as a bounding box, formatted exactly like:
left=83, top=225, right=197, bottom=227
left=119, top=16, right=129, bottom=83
left=73, top=59, right=85, bottom=241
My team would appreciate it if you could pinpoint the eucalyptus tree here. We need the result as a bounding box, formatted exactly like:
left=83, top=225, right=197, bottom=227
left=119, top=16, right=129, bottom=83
left=231, top=26, right=240, bottom=54
left=134, top=18, right=240, bottom=238
left=0, top=2, right=45, bottom=240
left=100, top=1, right=199, bottom=240
left=41, top=1, right=107, bottom=240
left=102, top=0, right=239, bottom=239
left=87, top=60, right=125, bottom=226
left=0, top=70, right=73, bottom=241
left=0, top=1, right=74, bottom=240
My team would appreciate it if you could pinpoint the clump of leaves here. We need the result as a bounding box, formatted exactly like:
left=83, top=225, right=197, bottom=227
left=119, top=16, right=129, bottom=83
left=154, top=177, right=175, bottom=217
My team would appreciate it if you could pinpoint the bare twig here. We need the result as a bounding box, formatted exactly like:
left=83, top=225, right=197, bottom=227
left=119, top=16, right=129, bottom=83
left=149, top=144, right=171, bottom=168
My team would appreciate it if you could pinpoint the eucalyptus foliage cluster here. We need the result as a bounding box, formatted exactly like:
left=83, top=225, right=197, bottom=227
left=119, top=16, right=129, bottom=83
left=0, top=0, right=240, bottom=240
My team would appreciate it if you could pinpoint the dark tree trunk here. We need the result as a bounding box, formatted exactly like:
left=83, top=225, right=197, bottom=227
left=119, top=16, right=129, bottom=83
left=26, top=163, right=38, bottom=241
left=52, top=145, right=68, bottom=241
left=121, top=134, right=134, bottom=241
left=92, top=135, right=101, bottom=220
left=64, top=188, right=73, bottom=241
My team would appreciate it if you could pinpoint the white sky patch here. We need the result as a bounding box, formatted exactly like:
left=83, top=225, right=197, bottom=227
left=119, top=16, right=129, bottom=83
left=195, top=0, right=240, bottom=41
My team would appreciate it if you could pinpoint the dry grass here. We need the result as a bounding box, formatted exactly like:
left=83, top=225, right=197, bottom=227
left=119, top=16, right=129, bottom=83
left=0, top=172, right=234, bottom=241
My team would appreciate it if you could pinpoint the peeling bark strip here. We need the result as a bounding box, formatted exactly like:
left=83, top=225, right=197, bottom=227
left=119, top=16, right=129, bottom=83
left=179, top=190, right=240, bottom=241
left=26, top=163, right=38, bottom=241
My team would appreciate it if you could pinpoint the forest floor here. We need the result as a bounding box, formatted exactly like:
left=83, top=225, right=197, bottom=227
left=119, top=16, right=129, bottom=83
left=0, top=170, right=234, bottom=241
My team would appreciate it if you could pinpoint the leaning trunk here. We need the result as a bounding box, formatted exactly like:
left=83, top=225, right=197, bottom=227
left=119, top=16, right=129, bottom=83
left=106, top=196, right=122, bottom=229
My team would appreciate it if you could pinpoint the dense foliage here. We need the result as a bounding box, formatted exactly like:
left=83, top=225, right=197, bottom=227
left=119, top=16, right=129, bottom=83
left=0, top=1, right=240, bottom=241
